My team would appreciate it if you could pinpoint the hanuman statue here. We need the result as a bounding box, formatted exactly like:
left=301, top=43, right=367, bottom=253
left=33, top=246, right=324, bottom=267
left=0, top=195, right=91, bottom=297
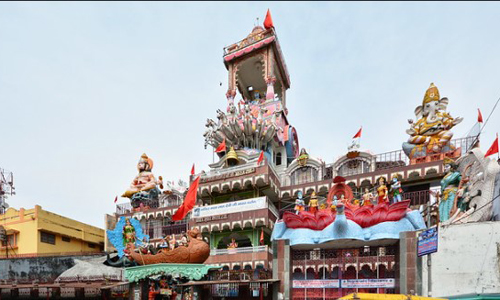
left=122, top=153, right=163, bottom=208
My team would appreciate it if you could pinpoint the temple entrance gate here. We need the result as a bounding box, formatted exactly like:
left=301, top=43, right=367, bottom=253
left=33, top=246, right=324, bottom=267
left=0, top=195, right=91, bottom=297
left=291, top=246, right=397, bottom=299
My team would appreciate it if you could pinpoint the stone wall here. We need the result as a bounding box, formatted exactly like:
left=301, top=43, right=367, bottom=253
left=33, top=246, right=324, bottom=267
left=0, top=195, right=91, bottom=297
left=420, top=222, right=500, bottom=297
left=0, top=254, right=102, bottom=283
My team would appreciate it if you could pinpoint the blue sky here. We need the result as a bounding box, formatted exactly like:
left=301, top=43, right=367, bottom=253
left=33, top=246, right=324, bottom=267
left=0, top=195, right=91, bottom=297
left=1, top=2, right=500, bottom=228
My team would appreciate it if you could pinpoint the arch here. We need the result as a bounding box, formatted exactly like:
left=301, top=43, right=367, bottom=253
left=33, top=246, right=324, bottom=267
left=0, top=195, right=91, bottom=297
left=292, top=268, right=304, bottom=280
left=306, top=267, right=316, bottom=280
left=256, top=263, right=264, bottom=269
left=331, top=266, right=340, bottom=279
left=426, top=168, right=438, bottom=176
left=232, top=182, right=242, bottom=190
left=408, top=171, right=420, bottom=179
left=244, top=264, right=252, bottom=270
left=233, top=264, right=241, bottom=271
left=243, top=221, right=253, bottom=228
left=360, top=179, right=371, bottom=187
left=255, top=219, right=265, bottom=227
left=318, top=266, right=329, bottom=279
left=232, top=222, right=242, bottom=230
left=222, top=265, right=230, bottom=271
left=222, top=223, right=231, bottom=231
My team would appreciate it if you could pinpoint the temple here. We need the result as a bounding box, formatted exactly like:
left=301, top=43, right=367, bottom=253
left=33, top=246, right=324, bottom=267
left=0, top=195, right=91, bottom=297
left=2, top=10, right=500, bottom=300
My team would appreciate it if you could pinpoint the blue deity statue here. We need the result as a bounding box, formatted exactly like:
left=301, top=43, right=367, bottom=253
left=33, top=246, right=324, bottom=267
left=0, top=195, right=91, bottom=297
left=439, top=158, right=462, bottom=222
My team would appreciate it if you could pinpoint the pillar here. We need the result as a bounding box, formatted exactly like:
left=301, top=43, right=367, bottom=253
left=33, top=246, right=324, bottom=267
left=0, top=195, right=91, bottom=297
left=399, top=231, right=422, bottom=295
left=272, top=239, right=292, bottom=300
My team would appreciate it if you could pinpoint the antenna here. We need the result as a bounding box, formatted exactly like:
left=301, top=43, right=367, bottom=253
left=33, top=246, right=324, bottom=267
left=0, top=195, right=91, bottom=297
left=0, top=168, right=15, bottom=215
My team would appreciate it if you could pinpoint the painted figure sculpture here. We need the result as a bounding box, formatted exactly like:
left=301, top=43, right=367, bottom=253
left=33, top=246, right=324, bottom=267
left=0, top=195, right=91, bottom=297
left=439, top=158, right=462, bottom=222
left=390, top=175, right=403, bottom=203
left=294, top=191, right=305, bottom=214
left=122, top=153, right=163, bottom=209
left=403, top=83, right=463, bottom=158
left=376, top=177, right=389, bottom=204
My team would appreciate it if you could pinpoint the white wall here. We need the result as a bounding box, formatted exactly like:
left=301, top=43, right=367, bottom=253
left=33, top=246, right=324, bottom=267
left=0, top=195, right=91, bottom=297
left=421, top=221, right=500, bottom=297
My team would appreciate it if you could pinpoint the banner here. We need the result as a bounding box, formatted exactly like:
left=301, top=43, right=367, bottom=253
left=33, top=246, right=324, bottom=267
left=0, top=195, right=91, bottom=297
left=293, top=280, right=340, bottom=288
left=418, top=227, right=438, bottom=256
left=192, top=197, right=267, bottom=218
left=293, top=279, right=395, bottom=289
left=340, top=279, right=395, bottom=288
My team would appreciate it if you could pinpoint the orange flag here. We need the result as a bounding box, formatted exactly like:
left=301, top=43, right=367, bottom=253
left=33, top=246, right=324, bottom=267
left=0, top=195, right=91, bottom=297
left=172, top=176, right=200, bottom=221
left=259, top=228, right=264, bottom=245
left=478, top=108, right=483, bottom=123
left=257, top=151, right=264, bottom=165
left=353, top=127, right=362, bottom=139
left=485, top=134, right=499, bottom=157
left=215, top=138, right=226, bottom=153
left=264, top=9, right=274, bottom=30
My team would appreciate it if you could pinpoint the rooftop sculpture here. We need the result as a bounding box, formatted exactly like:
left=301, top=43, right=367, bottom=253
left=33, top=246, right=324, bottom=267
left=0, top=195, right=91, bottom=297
left=403, top=83, right=463, bottom=159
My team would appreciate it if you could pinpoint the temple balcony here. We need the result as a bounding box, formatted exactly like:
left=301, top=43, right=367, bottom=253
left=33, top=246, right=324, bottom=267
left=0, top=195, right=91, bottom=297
left=196, top=162, right=281, bottom=201
left=205, top=245, right=273, bottom=271
left=188, top=196, right=279, bottom=233
left=115, top=195, right=183, bottom=218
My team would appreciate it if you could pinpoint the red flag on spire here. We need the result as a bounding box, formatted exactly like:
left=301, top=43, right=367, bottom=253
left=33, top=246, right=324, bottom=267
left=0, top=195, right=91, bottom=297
left=478, top=108, right=483, bottom=123
left=172, top=176, right=200, bottom=221
left=191, top=164, right=195, bottom=175
left=257, top=151, right=264, bottom=165
left=485, top=134, right=499, bottom=157
left=114, top=196, right=118, bottom=203
left=215, top=138, right=226, bottom=153
left=264, top=9, right=274, bottom=30
left=353, top=127, right=362, bottom=139
left=259, top=228, right=265, bottom=245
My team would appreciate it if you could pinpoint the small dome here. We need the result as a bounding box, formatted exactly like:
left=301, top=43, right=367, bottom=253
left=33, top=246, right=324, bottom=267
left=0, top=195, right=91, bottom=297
left=250, top=26, right=265, bottom=36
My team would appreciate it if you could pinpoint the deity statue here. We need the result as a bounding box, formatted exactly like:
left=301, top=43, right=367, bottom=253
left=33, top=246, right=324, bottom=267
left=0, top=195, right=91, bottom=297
left=390, top=175, right=403, bottom=203
left=309, top=192, right=319, bottom=213
left=294, top=191, right=305, bottom=214
left=376, top=177, right=389, bottom=204
left=122, top=153, right=163, bottom=208
left=297, top=148, right=309, bottom=167
left=403, top=83, right=463, bottom=158
left=122, top=218, right=136, bottom=247
left=227, top=238, right=238, bottom=249
left=438, top=158, right=462, bottom=222
left=362, top=188, right=373, bottom=206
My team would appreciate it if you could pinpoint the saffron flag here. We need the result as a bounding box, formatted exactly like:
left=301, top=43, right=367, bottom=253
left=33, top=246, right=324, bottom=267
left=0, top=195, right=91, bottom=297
left=257, top=151, right=264, bottom=165
left=172, top=176, right=201, bottom=221
left=353, top=127, right=362, bottom=139
left=114, top=196, right=118, bottom=203
left=259, top=228, right=264, bottom=245
left=485, top=134, right=499, bottom=157
left=478, top=108, right=483, bottom=123
left=191, top=164, right=195, bottom=175
left=215, top=138, right=226, bottom=153
left=264, top=9, right=274, bottom=29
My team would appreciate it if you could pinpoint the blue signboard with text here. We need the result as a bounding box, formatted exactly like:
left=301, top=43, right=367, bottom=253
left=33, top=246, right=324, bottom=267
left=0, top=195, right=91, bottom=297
left=417, top=227, right=438, bottom=256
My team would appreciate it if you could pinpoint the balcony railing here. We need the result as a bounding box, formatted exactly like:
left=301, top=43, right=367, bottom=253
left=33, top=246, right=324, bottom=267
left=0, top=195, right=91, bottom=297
left=143, top=221, right=189, bottom=240
left=116, top=197, right=183, bottom=215
left=402, top=190, right=431, bottom=207
left=210, top=245, right=272, bottom=256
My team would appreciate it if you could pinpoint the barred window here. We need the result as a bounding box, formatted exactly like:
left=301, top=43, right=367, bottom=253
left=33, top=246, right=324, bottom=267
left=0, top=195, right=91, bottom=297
left=62, top=236, right=70, bottom=242
left=41, top=232, right=55, bottom=245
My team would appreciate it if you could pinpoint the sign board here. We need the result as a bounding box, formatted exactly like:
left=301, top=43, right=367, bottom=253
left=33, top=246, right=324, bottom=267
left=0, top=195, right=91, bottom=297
left=418, top=227, right=438, bottom=256
left=293, top=280, right=340, bottom=288
left=192, top=197, right=267, bottom=218
left=340, top=279, right=395, bottom=289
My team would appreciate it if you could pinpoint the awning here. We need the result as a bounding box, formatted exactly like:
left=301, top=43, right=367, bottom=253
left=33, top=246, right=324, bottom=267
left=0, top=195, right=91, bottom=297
left=339, top=293, right=448, bottom=300
left=124, top=264, right=219, bottom=283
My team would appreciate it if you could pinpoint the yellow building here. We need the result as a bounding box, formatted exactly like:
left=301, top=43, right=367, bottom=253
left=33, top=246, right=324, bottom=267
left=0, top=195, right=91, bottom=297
left=0, top=205, right=104, bottom=258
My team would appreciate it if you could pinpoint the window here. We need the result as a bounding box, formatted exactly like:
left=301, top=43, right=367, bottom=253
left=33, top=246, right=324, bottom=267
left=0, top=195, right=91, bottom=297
left=88, top=243, right=96, bottom=248
left=1, top=234, right=16, bottom=247
left=62, top=236, right=70, bottom=242
left=41, top=232, right=55, bottom=245
left=276, top=152, right=282, bottom=166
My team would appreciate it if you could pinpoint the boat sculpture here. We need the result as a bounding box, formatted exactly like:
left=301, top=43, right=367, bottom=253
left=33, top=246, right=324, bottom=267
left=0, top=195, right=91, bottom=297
left=126, top=229, right=210, bottom=265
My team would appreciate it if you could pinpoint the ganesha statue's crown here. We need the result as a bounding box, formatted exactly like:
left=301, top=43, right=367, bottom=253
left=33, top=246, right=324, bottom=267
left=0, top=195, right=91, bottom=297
left=423, top=83, right=440, bottom=105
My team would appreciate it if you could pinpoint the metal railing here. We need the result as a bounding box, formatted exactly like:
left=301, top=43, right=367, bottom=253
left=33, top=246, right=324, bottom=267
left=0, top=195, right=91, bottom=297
left=210, top=245, right=271, bottom=256
left=402, top=190, right=431, bottom=207
left=196, top=161, right=259, bottom=180
left=144, top=222, right=189, bottom=240
left=116, top=197, right=184, bottom=215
